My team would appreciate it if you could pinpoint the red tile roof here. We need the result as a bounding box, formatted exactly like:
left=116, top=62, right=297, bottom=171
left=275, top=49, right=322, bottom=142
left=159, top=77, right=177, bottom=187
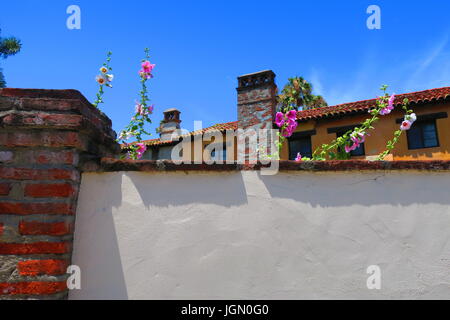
left=141, top=121, right=238, bottom=147
left=131, top=86, right=450, bottom=148
left=296, top=86, right=450, bottom=121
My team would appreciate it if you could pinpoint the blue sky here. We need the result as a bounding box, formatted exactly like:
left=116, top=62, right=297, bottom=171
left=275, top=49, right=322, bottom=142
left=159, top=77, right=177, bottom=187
left=1, top=0, right=450, bottom=136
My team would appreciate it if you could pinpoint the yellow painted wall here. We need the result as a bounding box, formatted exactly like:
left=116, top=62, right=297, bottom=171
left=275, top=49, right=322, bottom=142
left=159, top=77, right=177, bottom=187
left=283, top=102, right=450, bottom=160
left=150, top=102, right=449, bottom=161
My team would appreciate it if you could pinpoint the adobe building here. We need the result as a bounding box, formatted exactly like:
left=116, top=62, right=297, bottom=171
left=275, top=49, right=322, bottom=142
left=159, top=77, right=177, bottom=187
left=138, top=70, right=450, bottom=162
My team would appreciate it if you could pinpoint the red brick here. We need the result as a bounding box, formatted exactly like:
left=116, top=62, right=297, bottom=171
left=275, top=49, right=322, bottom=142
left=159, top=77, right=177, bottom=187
left=18, top=97, right=80, bottom=112
left=0, top=242, right=71, bottom=255
left=0, top=183, right=11, bottom=196
left=0, top=131, right=85, bottom=149
left=0, top=223, right=3, bottom=236
left=17, top=259, right=69, bottom=276
left=22, top=150, right=76, bottom=165
left=0, top=167, right=78, bottom=180
left=0, top=202, right=74, bottom=215
left=19, top=221, right=73, bottom=236
left=0, top=151, right=14, bottom=162
left=0, top=113, right=82, bottom=128
left=24, top=183, right=76, bottom=198
left=0, top=281, right=67, bottom=295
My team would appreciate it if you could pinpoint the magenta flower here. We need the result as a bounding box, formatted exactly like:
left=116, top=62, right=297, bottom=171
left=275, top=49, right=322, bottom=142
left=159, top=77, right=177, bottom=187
left=135, top=143, right=147, bottom=159
left=286, top=110, right=297, bottom=121
left=345, top=144, right=356, bottom=153
left=295, top=153, right=302, bottom=162
left=139, top=61, right=156, bottom=80
left=141, top=61, right=155, bottom=73
left=275, top=110, right=298, bottom=138
left=345, top=132, right=366, bottom=153
left=275, top=112, right=285, bottom=127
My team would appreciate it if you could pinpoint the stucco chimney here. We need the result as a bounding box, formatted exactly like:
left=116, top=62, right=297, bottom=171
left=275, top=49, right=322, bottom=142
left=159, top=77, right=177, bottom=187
left=159, top=108, right=181, bottom=141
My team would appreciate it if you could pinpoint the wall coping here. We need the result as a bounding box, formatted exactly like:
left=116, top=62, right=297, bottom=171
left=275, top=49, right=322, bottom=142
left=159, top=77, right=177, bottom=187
left=92, top=158, right=450, bottom=173
left=0, top=88, right=111, bottom=124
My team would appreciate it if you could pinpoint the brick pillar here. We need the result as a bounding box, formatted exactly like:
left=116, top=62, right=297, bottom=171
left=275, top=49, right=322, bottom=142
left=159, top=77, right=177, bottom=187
left=0, top=88, right=119, bottom=299
left=237, top=70, right=278, bottom=163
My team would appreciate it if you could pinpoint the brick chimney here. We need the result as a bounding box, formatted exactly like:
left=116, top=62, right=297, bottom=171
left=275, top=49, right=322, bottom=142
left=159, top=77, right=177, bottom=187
left=0, top=88, right=119, bottom=299
left=237, top=70, right=277, bottom=130
left=159, top=108, right=181, bottom=141
left=236, top=70, right=278, bottom=164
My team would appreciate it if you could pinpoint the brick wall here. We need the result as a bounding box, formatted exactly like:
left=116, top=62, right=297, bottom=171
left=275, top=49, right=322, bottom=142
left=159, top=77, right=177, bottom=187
left=0, top=88, right=119, bottom=299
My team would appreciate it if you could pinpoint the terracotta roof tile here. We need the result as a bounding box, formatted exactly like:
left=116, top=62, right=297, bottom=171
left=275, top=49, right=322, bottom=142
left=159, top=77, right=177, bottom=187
left=296, top=86, right=450, bottom=121
left=127, top=86, right=450, bottom=149
left=140, top=121, right=238, bottom=147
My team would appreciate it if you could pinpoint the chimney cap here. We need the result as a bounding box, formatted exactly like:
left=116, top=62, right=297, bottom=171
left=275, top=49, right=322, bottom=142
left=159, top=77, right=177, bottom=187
left=163, top=108, right=180, bottom=114
left=237, top=70, right=275, bottom=91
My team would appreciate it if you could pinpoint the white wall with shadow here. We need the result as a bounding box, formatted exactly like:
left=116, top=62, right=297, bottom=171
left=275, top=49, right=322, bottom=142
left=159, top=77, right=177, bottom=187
left=71, top=170, right=450, bottom=300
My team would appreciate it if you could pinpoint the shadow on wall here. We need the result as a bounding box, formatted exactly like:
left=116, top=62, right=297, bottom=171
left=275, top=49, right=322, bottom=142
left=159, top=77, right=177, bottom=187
left=70, top=170, right=450, bottom=299
left=126, top=171, right=248, bottom=209
left=70, top=171, right=247, bottom=300
left=259, top=171, right=450, bottom=207
left=70, top=172, right=128, bottom=300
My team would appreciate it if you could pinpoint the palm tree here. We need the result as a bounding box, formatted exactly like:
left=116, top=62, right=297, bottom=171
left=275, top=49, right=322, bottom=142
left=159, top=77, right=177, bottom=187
left=278, top=76, right=327, bottom=111
left=0, top=28, right=22, bottom=88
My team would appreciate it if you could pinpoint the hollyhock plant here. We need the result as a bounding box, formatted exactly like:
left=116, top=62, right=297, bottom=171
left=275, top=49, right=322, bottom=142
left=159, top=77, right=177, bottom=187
left=118, top=48, right=154, bottom=160
left=93, top=51, right=113, bottom=108
left=310, top=85, right=415, bottom=161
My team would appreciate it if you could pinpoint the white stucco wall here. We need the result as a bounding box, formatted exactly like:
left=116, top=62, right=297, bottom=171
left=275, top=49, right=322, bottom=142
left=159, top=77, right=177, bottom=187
left=70, top=170, right=450, bottom=300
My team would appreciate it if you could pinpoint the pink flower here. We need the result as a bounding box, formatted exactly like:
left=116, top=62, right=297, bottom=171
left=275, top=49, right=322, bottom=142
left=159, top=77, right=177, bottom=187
left=135, top=103, right=143, bottom=115
left=379, top=106, right=393, bottom=115
left=275, top=112, right=285, bottom=128
left=400, top=120, right=412, bottom=131
left=286, top=110, right=297, bottom=121
left=275, top=110, right=298, bottom=138
left=295, top=153, right=302, bottom=162
left=148, top=104, right=154, bottom=114
left=281, top=126, right=293, bottom=137
left=388, top=94, right=395, bottom=107
left=135, top=143, right=147, bottom=159
left=141, top=61, right=155, bottom=73
left=281, top=120, right=298, bottom=138
left=344, top=145, right=353, bottom=153
left=345, top=132, right=366, bottom=153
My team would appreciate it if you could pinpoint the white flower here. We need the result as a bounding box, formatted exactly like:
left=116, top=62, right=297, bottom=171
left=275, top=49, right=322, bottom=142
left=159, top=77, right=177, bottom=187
left=95, top=74, right=107, bottom=85
left=100, top=66, right=108, bottom=74
left=407, top=113, right=417, bottom=123
left=106, top=74, right=114, bottom=82
left=400, top=120, right=412, bottom=131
